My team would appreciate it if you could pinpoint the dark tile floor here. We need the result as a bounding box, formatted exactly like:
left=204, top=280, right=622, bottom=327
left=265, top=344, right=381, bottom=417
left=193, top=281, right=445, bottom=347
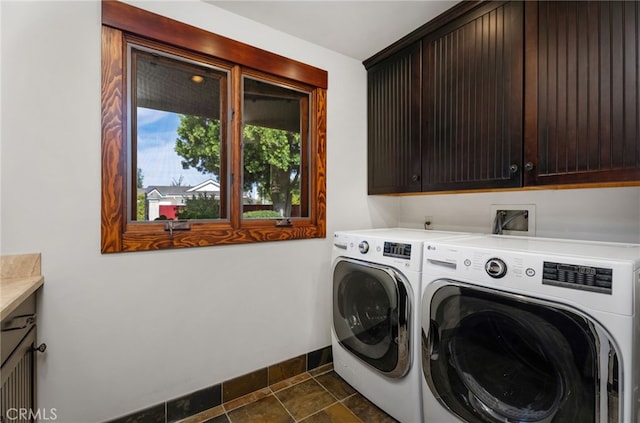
left=176, top=364, right=398, bottom=423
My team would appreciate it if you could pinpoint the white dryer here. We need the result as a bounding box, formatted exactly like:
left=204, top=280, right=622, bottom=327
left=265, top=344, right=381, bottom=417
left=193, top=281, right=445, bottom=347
left=331, top=228, right=472, bottom=423
left=421, top=235, right=640, bottom=423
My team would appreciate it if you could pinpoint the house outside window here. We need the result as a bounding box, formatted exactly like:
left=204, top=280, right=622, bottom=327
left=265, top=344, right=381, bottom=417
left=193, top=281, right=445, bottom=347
left=143, top=179, right=221, bottom=221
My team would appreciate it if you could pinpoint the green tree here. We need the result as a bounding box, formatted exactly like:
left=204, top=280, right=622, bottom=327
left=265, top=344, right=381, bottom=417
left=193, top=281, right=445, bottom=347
left=242, top=125, right=300, bottom=216
left=137, top=193, right=146, bottom=220
left=136, top=169, right=146, bottom=220
left=137, top=167, right=144, bottom=188
left=174, top=115, right=300, bottom=217
left=176, top=193, right=220, bottom=220
left=175, top=116, right=222, bottom=179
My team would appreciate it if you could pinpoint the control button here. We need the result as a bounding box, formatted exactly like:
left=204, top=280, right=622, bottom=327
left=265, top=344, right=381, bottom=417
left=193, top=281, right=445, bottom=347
left=525, top=268, right=536, bottom=277
left=358, top=241, right=369, bottom=254
left=464, top=259, right=472, bottom=267
left=485, top=258, right=507, bottom=278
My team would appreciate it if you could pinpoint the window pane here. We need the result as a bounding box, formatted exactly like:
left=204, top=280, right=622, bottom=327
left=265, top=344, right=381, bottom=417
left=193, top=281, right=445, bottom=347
left=242, top=77, right=310, bottom=219
left=130, top=47, right=227, bottom=222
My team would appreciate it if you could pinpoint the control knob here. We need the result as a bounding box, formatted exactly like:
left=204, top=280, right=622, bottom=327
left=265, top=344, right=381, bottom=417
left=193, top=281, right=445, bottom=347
left=485, top=258, right=507, bottom=278
left=358, top=241, right=369, bottom=254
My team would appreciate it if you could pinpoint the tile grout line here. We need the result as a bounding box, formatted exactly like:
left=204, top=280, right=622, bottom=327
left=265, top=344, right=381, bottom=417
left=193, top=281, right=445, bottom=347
left=273, top=371, right=326, bottom=422
left=270, top=386, right=298, bottom=423
left=303, top=369, right=364, bottom=423
left=200, top=373, right=369, bottom=423
left=188, top=365, right=343, bottom=423
left=294, top=383, right=363, bottom=423
left=293, top=372, right=340, bottom=422
left=223, top=370, right=317, bottom=423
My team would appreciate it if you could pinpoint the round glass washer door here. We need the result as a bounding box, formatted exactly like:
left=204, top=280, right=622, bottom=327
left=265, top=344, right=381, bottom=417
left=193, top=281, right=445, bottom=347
left=332, top=258, right=410, bottom=377
left=449, top=308, right=566, bottom=422
left=423, top=283, right=604, bottom=423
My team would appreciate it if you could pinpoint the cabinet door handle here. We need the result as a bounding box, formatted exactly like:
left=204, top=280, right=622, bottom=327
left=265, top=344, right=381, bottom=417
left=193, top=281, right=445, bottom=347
left=509, top=164, right=519, bottom=174
left=411, top=174, right=420, bottom=182
left=524, top=162, right=534, bottom=172
left=32, top=343, right=47, bottom=353
left=1, top=314, right=36, bottom=332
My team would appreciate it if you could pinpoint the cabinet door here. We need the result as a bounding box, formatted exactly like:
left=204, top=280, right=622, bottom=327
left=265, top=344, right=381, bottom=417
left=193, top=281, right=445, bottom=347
left=367, top=43, right=422, bottom=194
left=1, top=327, right=36, bottom=422
left=525, top=1, right=640, bottom=185
left=422, top=1, right=524, bottom=192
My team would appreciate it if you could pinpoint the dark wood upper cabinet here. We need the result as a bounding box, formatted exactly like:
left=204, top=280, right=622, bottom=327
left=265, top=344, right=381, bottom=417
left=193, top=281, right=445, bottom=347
left=422, top=1, right=523, bottom=191
left=366, top=1, right=640, bottom=195
left=367, top=43, right=422, bottom=194
left=524, top=1, right=640, bottom=186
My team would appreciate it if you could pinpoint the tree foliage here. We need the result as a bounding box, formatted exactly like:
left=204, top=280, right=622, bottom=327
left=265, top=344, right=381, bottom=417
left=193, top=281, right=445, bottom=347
left=137, top=193, right=146, bottom=220
left=176, top=193, right=220, bottom=220
left=242, top=125, right=300, bottom=215
left=242, top=210, right=282, bottom=219
left=174, top=115, right=301, bottom=217
left=137, top=167, right=144, bottom=188
left=175, top=116, right=222, bottom=179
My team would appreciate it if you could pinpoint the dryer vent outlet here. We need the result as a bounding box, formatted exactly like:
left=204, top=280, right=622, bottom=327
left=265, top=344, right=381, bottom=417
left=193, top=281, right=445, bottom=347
left=490, top=205, right=536, bottom=236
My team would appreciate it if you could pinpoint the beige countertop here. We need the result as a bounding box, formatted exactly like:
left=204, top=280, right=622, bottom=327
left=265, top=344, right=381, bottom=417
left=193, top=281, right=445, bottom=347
left=1, top=254, right=44, bottom=320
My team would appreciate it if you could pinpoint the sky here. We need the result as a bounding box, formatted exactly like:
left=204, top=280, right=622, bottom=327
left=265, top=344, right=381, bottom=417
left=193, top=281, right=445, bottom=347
left=136, top=108, right=215, bottom=187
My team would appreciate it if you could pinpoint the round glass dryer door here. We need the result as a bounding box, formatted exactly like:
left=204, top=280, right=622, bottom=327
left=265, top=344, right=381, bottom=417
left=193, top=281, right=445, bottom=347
left=332, top=258, right=410, bottom=377
left=422, top=283, right=619, bottom=423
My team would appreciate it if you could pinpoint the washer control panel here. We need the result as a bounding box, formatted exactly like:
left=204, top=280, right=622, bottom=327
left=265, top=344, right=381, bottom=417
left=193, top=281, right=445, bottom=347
left=334, top=233, right=423, bottom=271
left=422, top=237, right=635, bottom=316
left=542, top=261, right=612, bottom=294
left=383, top=242, right=412, bottom=259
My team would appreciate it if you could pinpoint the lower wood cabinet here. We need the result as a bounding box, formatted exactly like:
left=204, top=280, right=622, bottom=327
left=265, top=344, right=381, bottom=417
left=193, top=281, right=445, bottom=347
left=1, top=296, right=37, bottom=423
left=1, top=328, right=36, bottom=423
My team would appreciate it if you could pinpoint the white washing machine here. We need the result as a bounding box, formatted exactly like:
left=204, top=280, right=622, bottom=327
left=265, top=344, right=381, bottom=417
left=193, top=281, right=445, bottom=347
left=420, top=235, right=640, bottom=423
left=331, top=228, right=472, bottom=423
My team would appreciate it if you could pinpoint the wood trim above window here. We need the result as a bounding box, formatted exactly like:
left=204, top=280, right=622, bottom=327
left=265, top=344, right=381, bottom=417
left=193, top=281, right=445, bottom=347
left=101, top=1, right=327, bottom=253
left=102, top=1, right=327, bottom=89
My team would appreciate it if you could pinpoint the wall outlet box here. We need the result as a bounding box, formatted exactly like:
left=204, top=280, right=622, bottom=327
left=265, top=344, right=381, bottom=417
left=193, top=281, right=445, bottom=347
left=490, top=204, right=536, bottom=236
left=424, top=215, right=433, bottom=230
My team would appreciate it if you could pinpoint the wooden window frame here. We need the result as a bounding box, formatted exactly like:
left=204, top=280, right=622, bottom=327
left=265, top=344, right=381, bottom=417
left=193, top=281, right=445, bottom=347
left=101, top=1, right=327, bottom=253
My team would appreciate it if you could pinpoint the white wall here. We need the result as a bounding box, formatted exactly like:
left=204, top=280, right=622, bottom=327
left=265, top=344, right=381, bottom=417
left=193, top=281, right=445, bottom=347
left=3, top=1, right=640, bottom=422
left=397, top=186, right=640, bottom=243
left=0, top=2, right=394, bottom=421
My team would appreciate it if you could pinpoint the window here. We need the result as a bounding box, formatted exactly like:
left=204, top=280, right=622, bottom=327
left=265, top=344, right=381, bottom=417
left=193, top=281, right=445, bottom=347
left=131, top=47, right=229, bottom=222
left=101, top=1, right=327, bottom=253
left=242, top=75, right=310, bottom=220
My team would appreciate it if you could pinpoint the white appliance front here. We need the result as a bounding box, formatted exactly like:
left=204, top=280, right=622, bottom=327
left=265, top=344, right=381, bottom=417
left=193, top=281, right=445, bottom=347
left=331, top=228, right=472, bottom=423
left=420, top=235, right=640, bottom=423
